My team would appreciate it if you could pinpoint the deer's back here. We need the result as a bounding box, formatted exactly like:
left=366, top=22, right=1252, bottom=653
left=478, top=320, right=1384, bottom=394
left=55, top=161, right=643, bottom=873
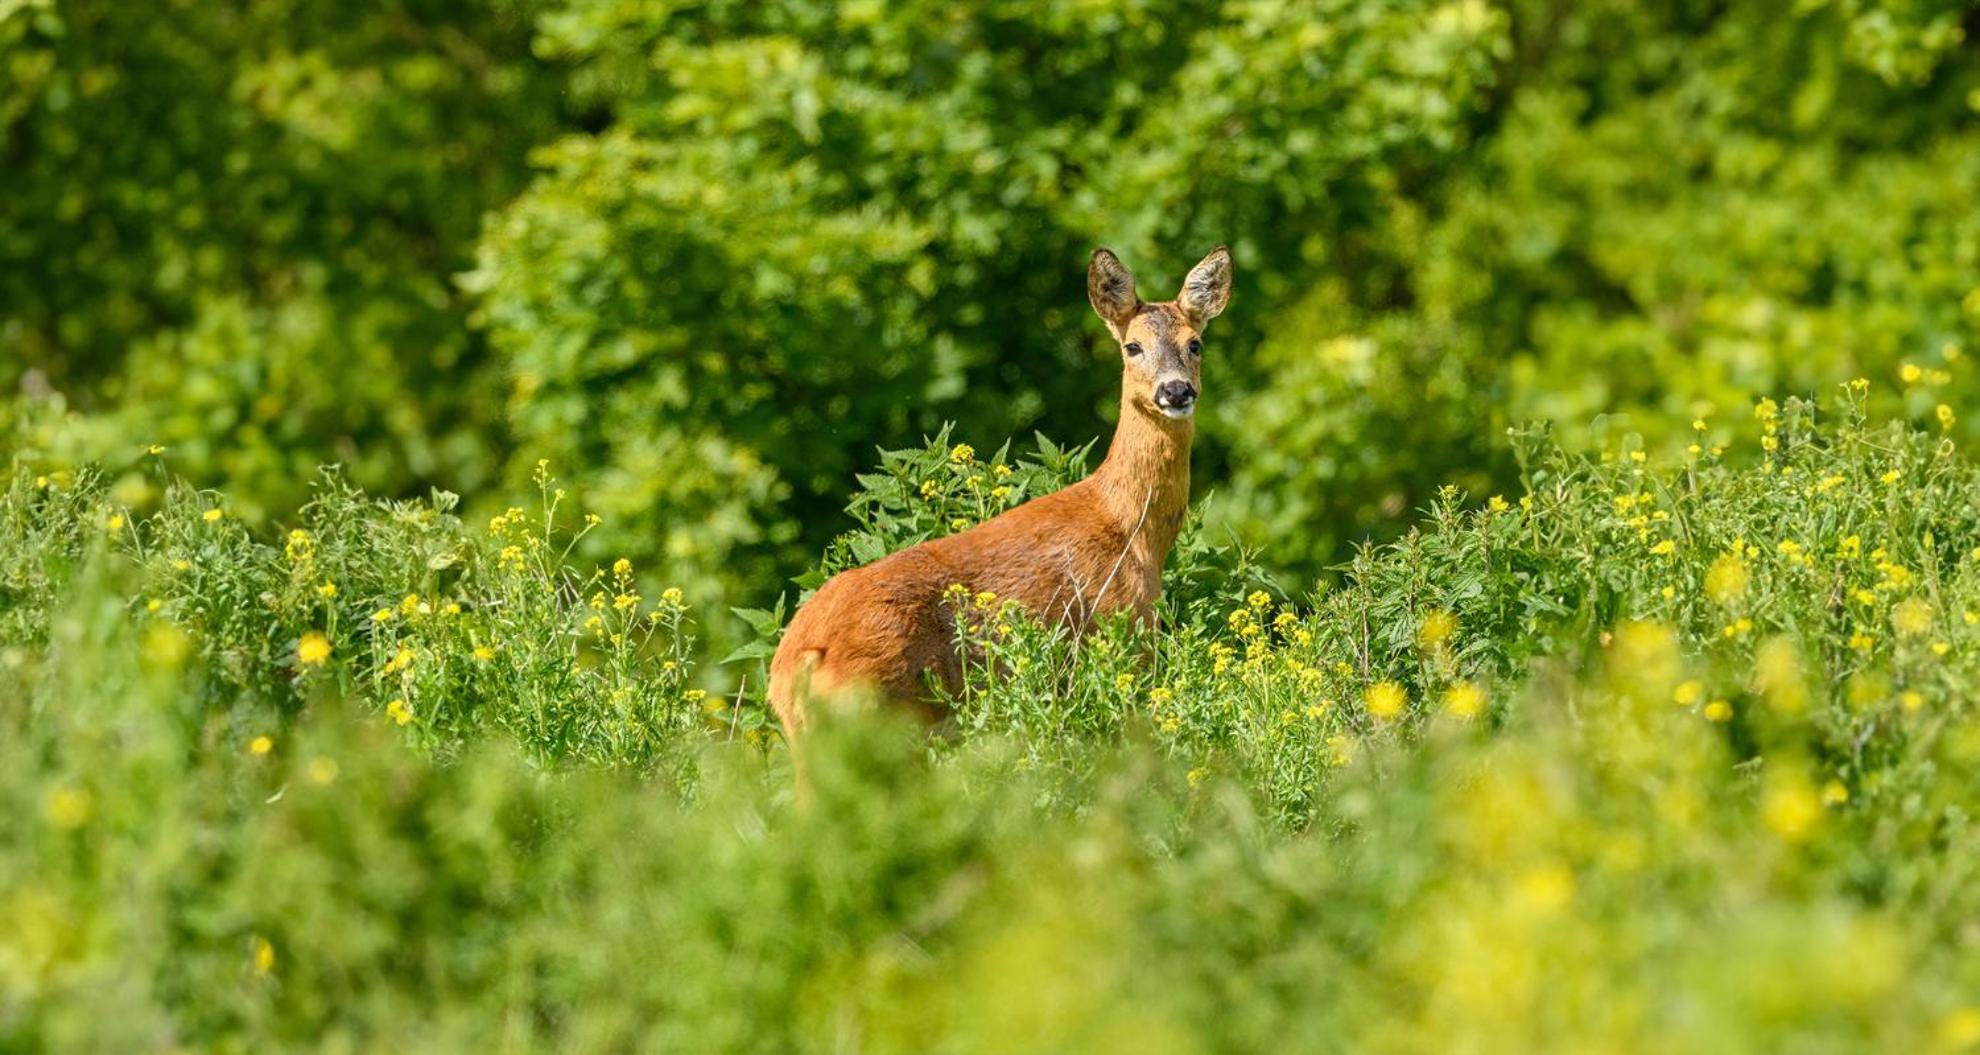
left=770, top=480, right=1147, bottom=721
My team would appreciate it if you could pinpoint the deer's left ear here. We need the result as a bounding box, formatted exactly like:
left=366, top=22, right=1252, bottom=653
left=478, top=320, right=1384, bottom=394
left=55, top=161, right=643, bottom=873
left=1177, top=246, right=1232, bottom=325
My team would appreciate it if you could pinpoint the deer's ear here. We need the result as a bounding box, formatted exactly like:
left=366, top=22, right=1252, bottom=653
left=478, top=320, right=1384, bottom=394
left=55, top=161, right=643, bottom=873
left=1087, top=249, right=1139, bottom=332
left=1177, top=246, right=1232, bottom=325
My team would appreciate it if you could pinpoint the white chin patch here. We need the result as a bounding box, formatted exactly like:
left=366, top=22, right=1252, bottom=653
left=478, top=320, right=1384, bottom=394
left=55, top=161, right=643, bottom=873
left=1156, top=403, right=1196, bottom=420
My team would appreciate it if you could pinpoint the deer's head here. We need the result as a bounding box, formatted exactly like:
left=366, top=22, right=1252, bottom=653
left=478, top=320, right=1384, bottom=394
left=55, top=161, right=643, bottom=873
left=1086, top=246, right=1232, bottom=421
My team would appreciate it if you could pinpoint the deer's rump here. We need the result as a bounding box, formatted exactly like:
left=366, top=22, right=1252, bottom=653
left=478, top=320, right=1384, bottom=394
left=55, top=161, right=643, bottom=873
left=767, top=484, right=1140, bottom=728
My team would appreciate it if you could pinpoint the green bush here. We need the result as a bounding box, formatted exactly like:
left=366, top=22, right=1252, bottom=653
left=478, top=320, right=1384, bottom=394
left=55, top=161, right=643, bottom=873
left=1, top=0, right=561, bottom=518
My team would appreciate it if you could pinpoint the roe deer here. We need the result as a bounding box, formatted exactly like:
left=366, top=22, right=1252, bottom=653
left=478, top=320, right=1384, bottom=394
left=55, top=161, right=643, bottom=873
left=769, top=246, right=1232, bottom=739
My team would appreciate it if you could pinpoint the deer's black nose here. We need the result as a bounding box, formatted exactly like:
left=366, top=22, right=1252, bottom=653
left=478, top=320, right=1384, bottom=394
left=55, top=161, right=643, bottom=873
left=1154, top=380, right=1197, bottom=410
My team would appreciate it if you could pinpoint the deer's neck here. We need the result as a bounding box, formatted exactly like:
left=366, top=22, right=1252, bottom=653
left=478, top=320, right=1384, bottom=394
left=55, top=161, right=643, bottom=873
left=1090, top=387, right=1193, bottom=558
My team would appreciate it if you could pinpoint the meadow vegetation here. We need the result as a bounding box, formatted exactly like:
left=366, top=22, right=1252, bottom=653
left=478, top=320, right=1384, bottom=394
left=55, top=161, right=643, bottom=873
left=9, top=393, right=1980, bottom=1049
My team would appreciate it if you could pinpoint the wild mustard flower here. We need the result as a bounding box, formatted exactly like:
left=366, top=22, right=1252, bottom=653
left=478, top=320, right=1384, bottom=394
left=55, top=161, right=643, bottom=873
left=1900, top=363, right=1923, bottom=384
left=949, top=443, right=975, bottom=465
left=253, top=938, right=275, bottom=975
left=249, top=735, right=273, bottom=756
left=1364, top=681, right=1407, bottom=721
left=1891, top=598, right=1934, bottom=637
left=1442, top=681, right=1484, bottom=718
left=297, top=631, right=331, bottom=666
left=1937, top=1009, right=1980, bottom=1050
left=202, top=508, right=223, bottom=523
left=1649, top=539, right=1675, bottom=556
left=1703, top=700, right=1732, bottom=722
left=1704, top=552, right=1749, bottom=606
left=1417, top=610, right=1457, bottom=650
left=371, top=608, right=395, bottom=624
left=1762, top=772, right=1821, bottom=842
left=1673, top=680, right=1704, bottom=706
left=386, top=698, right=413, bottom=725
left=661, top=587, right=684, bottom=605
left=317, top=581, right=337, bottom=598
left=45, top=788, right=92, bottom=829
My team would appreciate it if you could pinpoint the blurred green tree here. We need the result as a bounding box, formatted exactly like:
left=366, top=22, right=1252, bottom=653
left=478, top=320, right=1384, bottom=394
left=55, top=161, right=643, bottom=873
left=468, top=0, right=1508, bottom=619
left=1, top=0, right=563, bottom=517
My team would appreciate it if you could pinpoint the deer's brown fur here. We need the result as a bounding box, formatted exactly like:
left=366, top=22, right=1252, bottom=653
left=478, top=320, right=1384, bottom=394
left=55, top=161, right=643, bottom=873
left=769, top=247, right=1232, bottom=738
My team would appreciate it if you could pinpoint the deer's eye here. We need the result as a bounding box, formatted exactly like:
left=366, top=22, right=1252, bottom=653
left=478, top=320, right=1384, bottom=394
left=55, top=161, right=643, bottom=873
left=1187, top=339, right=1202, bottom=356
left=1124, top=342, right=1143, bottom=357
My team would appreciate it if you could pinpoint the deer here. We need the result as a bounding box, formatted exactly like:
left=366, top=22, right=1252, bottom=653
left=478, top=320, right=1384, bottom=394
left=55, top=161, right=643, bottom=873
left=768, top=246, right=1232, bottom=743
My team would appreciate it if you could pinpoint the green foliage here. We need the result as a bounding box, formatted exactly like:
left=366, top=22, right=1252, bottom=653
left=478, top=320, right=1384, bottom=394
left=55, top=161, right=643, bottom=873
left=1, top=0, right=561, bottom=518
left=10, top=409, right=1980, bottom=1048
left=467, top=0, right=1509, bottom=624
left=13, top=0, right=1980, bottom=633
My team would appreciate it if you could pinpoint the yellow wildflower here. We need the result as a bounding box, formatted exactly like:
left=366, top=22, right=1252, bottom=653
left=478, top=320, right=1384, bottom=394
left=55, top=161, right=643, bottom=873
left=45, top=787, right=92, bottom=830
left=1892, top=598, right=1934, bottom=637
left=202, top=508, right=224, bottom=523
left=1364, top=681, right=1407, bottom=722
left=297, top=631, right=331, bottom=666
left=386, top=698, right=413, bottom=726
left=1442, top=681, right=1484, bottom=719
left=1417, top=609, right=1458, bottom=650
left=249, top=735, right=273, bottom=756
left=1762, top=772, right=1820, bottom=842
left=1704, top=552, right=1749, bottom=606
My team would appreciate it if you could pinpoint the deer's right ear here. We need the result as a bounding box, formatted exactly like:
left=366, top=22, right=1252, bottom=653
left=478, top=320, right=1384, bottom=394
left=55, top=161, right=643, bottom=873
left=1087, top=249, right=1139, bottom=334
